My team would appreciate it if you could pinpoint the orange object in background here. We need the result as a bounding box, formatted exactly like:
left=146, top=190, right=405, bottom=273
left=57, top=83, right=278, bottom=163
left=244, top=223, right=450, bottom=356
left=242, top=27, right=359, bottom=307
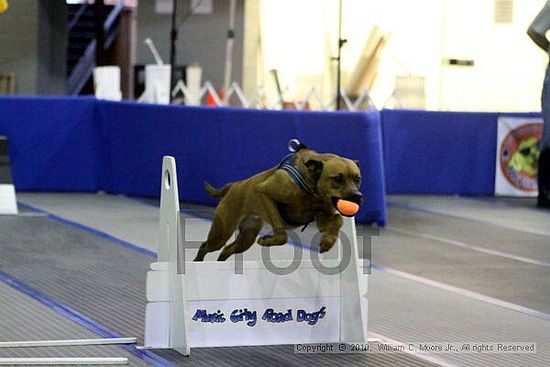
left=206, top=91, right=216, bottom=107
left=207, top=89, right=223, bottom=107
left=0, top=0, right=9, bottom=14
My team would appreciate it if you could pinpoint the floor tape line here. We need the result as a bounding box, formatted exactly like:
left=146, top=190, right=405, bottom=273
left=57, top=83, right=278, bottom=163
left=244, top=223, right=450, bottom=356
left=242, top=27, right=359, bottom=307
left=0, top=270, right=176, bottom=367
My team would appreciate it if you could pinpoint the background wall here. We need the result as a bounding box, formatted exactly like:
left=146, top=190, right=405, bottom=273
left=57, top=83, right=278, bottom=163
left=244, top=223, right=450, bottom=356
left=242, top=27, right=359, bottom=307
left=37, top=1, right=68, bottom=95
left=0, top=0, right=545, bottom=113
left=0, top=0, right=39, bottom=95
left=253, top=0, right=548, bottom=112
left=0, top=0, right=67, bottom=95
left=136, top=0, right=245, bottom=88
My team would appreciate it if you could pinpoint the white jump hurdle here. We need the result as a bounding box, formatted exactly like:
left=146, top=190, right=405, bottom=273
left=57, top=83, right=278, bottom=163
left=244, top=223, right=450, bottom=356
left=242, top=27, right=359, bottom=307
left=144, top=156, right=369, bottom=355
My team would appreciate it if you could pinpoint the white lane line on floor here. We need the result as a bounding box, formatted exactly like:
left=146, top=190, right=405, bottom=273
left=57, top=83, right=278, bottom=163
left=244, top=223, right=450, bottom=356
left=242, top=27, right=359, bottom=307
left=374, top=264, right=550, bottom=322
left=386, top=226, right=550, bottom=268
left=387, top=201, right=550, bottom=238
left=368, top=331, right=462, bottom=367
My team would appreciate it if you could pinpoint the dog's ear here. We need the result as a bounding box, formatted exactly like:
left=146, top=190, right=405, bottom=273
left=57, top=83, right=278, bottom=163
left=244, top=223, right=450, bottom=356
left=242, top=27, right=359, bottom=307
left=304, top=158, right=323, bottom=177
left=353, top=160, right=361, bottom=169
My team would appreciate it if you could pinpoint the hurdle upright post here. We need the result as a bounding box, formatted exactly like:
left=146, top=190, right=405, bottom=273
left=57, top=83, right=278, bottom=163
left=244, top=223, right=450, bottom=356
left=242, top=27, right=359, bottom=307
left=144, top=156, right=189, bottom=355
left=339, top=216, right=369, bottom=343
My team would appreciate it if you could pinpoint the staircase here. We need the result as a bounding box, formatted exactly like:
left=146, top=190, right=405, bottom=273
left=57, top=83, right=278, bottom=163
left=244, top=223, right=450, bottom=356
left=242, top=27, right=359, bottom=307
left=66, top=2, right=122, bottom=96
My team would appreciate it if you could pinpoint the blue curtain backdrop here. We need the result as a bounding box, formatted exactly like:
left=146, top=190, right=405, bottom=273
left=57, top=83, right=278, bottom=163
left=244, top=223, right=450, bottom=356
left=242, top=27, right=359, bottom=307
left=0, top=97, right=386, bottom=225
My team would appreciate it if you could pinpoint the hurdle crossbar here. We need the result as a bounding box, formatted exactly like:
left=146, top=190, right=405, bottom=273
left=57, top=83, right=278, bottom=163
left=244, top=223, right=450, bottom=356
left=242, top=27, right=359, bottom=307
left=0, top=357, right=128, bottom=365
left=0, top=337, right=137, bottom=348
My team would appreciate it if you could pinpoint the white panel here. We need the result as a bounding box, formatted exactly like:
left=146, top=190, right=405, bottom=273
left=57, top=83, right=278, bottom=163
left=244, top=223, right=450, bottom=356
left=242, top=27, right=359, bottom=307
left=187, top=297, right=339, bottom=347
left=144, top=302, right=169, bottom=348
left=146, top=269, right=169, bottom=302
left=185, top=260, right=341, bottom=301
left=0, top=184, right=17, bottom=215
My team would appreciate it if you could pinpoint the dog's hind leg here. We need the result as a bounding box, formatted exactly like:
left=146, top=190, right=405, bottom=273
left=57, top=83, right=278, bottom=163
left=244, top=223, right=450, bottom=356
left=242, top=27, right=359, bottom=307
left=217, top=215, right=263, bottom=261
left=194, top=214, right=237, bottom=261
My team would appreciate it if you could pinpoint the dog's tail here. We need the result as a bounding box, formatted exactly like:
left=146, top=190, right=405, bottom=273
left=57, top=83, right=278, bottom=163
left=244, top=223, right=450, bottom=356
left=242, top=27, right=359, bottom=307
left=204, top=181, right=232, bottom=199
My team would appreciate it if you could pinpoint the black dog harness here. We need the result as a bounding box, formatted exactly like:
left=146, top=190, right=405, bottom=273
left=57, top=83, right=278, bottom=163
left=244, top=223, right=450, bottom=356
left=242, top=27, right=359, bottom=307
left=276, top=152, right=315, bottom=231
left=277, top=153, right=314, bottom=196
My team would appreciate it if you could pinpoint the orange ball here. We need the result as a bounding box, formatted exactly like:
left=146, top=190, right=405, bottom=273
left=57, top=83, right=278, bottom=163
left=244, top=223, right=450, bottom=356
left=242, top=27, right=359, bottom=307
left=336, top=199, right=360, bottom=217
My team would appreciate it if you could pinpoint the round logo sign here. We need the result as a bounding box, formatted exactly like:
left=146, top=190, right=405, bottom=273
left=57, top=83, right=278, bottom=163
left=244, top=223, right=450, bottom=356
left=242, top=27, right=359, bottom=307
left=499, top=123, right=542, bottom=192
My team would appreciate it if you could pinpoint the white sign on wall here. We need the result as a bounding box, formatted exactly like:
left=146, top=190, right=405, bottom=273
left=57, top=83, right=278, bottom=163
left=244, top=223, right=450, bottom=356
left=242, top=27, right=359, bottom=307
left=495, top=117, right=543, bottom=196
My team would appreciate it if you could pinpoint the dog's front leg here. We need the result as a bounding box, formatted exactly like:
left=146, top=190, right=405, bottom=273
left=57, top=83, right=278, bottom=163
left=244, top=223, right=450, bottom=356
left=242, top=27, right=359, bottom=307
left=254, top=174, right=289, bottom=247
left=316, top=213, right=343, bottom=253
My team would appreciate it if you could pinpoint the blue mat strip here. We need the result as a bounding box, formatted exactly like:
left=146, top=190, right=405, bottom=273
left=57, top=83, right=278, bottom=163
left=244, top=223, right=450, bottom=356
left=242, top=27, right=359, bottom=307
left=0, top=270, right=175, bottom=367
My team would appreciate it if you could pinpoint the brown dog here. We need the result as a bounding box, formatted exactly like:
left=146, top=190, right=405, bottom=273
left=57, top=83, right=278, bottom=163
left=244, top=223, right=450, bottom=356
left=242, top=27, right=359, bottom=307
left=194, top=142, right=363, bottom=261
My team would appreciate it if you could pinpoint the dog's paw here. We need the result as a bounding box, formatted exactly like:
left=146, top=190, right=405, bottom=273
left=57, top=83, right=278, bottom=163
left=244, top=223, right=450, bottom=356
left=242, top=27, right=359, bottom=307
left=319, top=244, right=333, bottom=253
left=319, top=235, right=337, bottom=253
left=257, top=235, right=271, bottom=246
left=258, top=233, right=287, bottom=247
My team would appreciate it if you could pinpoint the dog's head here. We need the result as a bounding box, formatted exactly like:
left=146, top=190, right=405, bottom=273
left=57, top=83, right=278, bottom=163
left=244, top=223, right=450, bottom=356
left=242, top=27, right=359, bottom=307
left=298, top=150, right=363, bottom=211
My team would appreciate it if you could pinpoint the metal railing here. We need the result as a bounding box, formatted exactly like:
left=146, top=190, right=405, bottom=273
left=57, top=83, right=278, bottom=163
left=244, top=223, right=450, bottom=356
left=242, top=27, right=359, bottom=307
left=171, top=80, right=377, bottom=111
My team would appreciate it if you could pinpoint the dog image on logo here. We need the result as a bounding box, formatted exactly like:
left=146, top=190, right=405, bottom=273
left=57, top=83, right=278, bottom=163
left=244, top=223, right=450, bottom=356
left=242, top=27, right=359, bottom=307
left=194, top=140, right=363, bottom=261
left=508, top=136, right=540, bottom=177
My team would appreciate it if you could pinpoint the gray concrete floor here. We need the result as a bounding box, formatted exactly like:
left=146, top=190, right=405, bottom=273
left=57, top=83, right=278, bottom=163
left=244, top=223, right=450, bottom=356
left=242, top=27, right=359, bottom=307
left=4, top=192, right=550, bottom=367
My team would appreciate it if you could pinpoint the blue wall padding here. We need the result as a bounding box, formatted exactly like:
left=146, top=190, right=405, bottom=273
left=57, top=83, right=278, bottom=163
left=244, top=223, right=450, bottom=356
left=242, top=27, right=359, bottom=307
left=98, top=101, right=386, bottom=225
left=0, top=97, right=100, bottom=191
left=0, top=97, right=386, bottom=225
left=380, top=109, right=499, bottom=195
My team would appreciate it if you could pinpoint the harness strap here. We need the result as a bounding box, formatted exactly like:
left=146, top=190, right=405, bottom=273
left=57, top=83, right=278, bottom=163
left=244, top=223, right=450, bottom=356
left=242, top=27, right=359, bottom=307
left=276, top=202, right=314, bottom=232
left=276, top=153, right=315, bottom=231
left=277, top=153, right=314, bottom=196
